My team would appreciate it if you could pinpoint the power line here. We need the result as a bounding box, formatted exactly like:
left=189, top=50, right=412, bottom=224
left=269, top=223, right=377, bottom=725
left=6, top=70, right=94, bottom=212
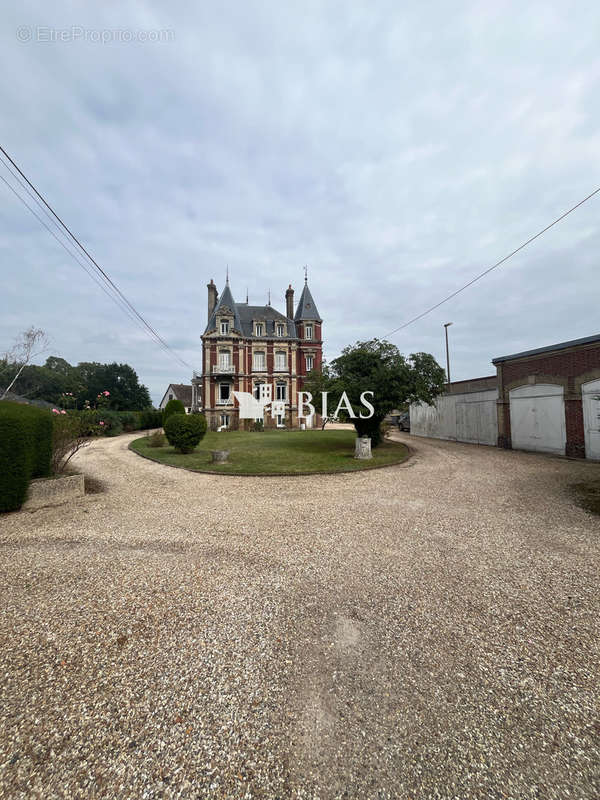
left=0, top=171, right=173, bottom=352
left=384, top=186, right=600, bottom=338
left=0, top=145, right=193, bottom=371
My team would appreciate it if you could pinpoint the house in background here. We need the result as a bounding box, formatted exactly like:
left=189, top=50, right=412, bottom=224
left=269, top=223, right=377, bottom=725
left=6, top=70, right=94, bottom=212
left=159, top=383, right=193, bottom=414
left=195, top=275, right=323, bottom=430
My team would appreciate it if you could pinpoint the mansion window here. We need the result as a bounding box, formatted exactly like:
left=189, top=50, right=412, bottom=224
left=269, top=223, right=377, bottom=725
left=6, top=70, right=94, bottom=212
left=220, top=320, right=230, bottom=335
left=219, top=350, right=232, bottom=369
left=276, top=323, right=285, bottom=337
left=253, top=351, right=266, bottom=371
left=276, top=382, right=287, bottom=401
left=305, top=324, right=313, bottom=340
left=306, top=355, right=314, bottom=372
left=275, top=351, right=286, bottom=371
left=219, top=383, right=231, bottom=402
left=254, top=381, right=265, bottom=400
left=255, top=322, right=264, bottom=337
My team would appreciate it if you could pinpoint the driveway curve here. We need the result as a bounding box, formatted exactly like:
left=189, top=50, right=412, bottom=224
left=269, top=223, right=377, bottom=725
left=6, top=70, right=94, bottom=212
left=1, top=432, right=599, bottom=799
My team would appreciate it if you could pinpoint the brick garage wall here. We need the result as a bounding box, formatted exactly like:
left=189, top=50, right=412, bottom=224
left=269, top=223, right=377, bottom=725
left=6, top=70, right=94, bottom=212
left=496, top=342, right=600, bottom=458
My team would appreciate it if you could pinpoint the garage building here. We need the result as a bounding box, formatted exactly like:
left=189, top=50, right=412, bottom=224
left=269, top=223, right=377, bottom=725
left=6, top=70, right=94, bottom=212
left=494, top=333, right=600, bottom=460
left=410, top=332, right=600, bottom=460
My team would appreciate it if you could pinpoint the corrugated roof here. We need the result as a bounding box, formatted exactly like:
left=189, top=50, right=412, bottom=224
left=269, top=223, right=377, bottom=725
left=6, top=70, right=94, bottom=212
left=493, top=333, right=600, bottom=364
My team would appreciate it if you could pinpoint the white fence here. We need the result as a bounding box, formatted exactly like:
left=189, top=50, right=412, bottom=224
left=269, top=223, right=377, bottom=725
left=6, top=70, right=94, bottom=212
left=410, top=389, right=498, bottom=446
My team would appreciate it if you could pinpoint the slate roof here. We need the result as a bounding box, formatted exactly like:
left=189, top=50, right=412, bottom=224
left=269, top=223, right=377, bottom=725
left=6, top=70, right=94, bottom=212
left=294, top=282, right=321, bottom=321
left=492, top=332, right=600, bottom=364
left=204, top=282, right=299, bottom=338
left=205, top=282, right=243, bottom=334
left=161, top=384, right=192, bottom=407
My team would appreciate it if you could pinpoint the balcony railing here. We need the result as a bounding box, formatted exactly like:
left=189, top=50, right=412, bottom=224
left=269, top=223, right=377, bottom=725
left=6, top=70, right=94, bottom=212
left=213, top=364, right=235, bottom=374
left=216, top=397, right=232, bottom=405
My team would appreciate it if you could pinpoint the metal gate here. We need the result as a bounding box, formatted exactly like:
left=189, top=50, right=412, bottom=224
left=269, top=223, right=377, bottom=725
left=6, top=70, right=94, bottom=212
left=509, top=384, right=566, bottom=455
left=582, top=378, right=600, bottom=460
left=456, top=395, right=498, bottom=446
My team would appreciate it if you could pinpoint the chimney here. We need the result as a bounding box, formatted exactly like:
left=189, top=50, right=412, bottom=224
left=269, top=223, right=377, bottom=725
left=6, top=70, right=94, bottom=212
left=285, top=284, right=294, bottom=319
left=207, top=279, right=218, bottom=319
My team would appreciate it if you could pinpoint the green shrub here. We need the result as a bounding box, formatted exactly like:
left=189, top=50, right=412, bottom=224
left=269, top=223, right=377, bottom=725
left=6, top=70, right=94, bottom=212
left=252, top=419, right=264, bottom=432
left=147, top=430, right=166, bottom=448
left=96, top=409, right=123, bottom=436
left=118, top=411, right=141, bottom=432
left=163, top=398, right=185, bottom=423
left=164, top=412, right=207, bottom=453
left=0, top=402, right=53, bottom=512
left=139, top=408, right=163, bottom=429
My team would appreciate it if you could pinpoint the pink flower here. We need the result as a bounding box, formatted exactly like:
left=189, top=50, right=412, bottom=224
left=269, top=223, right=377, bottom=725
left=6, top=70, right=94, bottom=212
left=103, top=391, right=110, bottom=396
left=60, top=410, right=67, bottom=415
left=99, top=421, right=105, bottom=426
left=52, top=408, right=59, bottom=414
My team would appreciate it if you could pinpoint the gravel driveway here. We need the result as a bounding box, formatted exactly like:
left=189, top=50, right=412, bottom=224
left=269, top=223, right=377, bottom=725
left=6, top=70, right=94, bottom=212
left=1, top=431, right=599, bottom=799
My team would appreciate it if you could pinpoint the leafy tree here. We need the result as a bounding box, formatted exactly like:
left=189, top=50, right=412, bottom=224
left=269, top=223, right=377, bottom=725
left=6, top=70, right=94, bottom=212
left=76, top=362, right=152, bottom=410
left=303, top=339, right=446, bottom=446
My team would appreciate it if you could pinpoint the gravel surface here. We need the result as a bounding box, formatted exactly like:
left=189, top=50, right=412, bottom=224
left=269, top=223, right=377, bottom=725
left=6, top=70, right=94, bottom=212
left=1, top=431, right=599, bottom=799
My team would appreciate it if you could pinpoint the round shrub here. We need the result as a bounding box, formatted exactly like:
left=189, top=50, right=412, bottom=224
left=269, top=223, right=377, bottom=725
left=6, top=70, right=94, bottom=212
left=164, top=413, right=207, bottom=453
left=163, top=398, right=185, bottom=423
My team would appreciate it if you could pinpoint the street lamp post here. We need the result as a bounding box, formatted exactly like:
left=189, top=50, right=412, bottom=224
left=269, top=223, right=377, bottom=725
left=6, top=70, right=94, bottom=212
left=444, top=322, right=453, bottom=386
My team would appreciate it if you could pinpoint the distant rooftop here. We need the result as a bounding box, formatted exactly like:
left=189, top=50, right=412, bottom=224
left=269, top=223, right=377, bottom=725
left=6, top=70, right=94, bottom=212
left=493, top=333, right=600, bottom=364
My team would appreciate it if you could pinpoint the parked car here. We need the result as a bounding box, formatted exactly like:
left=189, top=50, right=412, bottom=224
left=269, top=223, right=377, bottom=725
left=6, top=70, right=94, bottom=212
left=397, top=412, right=410, bottom=432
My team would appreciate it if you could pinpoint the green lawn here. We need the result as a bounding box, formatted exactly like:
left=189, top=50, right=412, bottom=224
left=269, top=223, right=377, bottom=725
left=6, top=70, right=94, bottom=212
left=130, top=429, right=409, bottom=475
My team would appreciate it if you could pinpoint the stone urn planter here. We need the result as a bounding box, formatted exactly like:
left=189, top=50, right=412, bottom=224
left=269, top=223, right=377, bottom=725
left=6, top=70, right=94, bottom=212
left=210, top=449, right=229, bottom=464
left=354, top=436, right=372, bottom=460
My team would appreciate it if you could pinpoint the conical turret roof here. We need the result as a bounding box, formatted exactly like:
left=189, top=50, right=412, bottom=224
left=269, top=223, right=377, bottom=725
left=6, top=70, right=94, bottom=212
left=294, top=282, right=321, bottom=321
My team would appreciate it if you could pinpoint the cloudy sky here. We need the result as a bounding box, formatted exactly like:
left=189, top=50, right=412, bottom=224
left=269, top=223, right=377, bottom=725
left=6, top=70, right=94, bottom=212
left=1, top=1, right=599, bottom=404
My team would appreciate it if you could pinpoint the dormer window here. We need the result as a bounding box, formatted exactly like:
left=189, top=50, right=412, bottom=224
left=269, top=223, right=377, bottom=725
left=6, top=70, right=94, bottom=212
left=255, top=323, right=264, bottom=337
left=305, top=324, right=313, bottom=340
left=220, top=320, right=229, bottom=335
left=276, top=323, right=285, bottom=337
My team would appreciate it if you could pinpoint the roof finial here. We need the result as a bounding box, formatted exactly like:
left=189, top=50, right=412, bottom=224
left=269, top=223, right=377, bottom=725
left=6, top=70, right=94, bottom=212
left=304, top=265, right=308, bottom=284
left=226, top=265, right=229, bottom=285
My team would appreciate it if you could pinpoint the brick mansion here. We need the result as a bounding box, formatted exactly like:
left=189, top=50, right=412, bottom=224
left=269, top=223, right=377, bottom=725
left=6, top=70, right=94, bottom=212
left=191, top=276, right=323, bottom=430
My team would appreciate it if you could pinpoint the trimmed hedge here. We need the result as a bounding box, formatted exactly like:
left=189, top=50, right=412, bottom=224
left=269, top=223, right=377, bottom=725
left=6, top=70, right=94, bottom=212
left=0, top=401, right=53, bottom=512
left=164, top=412, right=207, bottom=453
left=139, top=408, right=163, bottom=430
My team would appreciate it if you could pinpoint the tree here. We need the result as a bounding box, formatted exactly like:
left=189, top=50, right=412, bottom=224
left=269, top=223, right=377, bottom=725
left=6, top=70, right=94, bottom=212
left=0, top=327, right=49, bottom=400
left=303, top=339, right=446, bottom=446
left=76, top=362, right=152, bottom=410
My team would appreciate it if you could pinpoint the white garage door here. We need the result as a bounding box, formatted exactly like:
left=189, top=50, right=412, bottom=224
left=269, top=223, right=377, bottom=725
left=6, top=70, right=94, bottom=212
left=509, top=384, right=566, bottom=456
left=582, top=379, right=600, bottom=461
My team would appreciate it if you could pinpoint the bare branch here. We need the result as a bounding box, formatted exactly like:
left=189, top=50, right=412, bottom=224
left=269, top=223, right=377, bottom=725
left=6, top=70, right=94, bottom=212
left=0, top=327, right=49, bottom=400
